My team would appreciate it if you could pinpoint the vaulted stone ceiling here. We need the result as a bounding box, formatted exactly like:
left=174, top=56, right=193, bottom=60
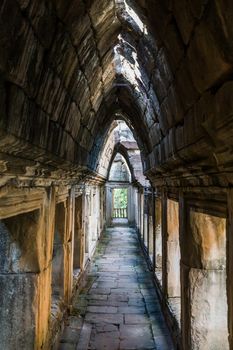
left=0, top=0, right=233, bottom=187
left=96, top=120, right=148, bottom=186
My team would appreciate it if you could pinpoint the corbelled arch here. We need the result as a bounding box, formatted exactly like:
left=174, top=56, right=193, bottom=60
left=1, top=1, right=233, bottom=350
left=90, top=100, right=152, bottom=172
left=107, top=143, right=136, bottom=183
left=0, top=0, right=168, bottom=186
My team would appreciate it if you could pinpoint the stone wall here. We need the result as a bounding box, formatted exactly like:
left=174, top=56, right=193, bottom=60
left=1, top=1, right=233, bottom=349
left=0, top=1, right=233, bottom=189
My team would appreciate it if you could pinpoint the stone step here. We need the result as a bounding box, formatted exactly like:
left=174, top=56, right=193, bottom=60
left=76, top=322, right=92, bottom=350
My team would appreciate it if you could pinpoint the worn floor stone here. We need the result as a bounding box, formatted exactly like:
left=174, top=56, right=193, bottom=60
left=59, top=226, right=174, bottom=350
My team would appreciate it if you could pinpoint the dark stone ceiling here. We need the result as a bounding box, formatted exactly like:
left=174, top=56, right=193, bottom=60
left=0, top=0, right=233, bottom=187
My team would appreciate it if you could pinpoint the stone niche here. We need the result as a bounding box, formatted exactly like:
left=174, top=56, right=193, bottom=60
left=52, top=202, right=65, bottom=306
left=73, top=195, right=84, bottom=274
left=0, top=208, right=52, bottom=350
left=182, top=209, right=229, bottom=350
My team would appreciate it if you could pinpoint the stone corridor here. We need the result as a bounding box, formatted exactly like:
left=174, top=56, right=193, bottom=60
left=59, top=225, right=174, bottom=350
left=1, top=1, right=233, bottom=348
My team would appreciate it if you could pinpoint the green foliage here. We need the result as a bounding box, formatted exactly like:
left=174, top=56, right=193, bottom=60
left=113, top=188, right=128, bottom=208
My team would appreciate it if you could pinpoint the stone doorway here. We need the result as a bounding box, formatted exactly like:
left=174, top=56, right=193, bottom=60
left=112, top=187, right=128, bottom=219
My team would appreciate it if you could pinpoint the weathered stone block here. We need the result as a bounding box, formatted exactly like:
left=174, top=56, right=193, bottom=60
left=189, top=268, right=228, bottom=350
left=187, top=20, right=232, bottom=93
left=189, top=210, right=226, bottom=270
left=163, top=21, right=185, bottom=73
left=173, top=0, right=195, bottom=45
left=0, top=273, right=37, bottom=349
left=188, top=0, right=208, bottom=19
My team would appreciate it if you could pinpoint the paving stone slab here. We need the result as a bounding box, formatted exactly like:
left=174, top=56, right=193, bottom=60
left=88, top=299, right=128, bottom=307
left=76, top=322, right=92, bottom=350
left=95, top=324, right=119, bottom=332
left=88, top=288, right=111, bottom=295
left=108, top=294, right=129, bottom=302
left=120, top=324, right=155, bottom=349
left=59, top=226, right=174, bottom=350
left=85, top=313, right=124, bottom=324
left=87, top=306, right=117, bottom=314
left=87, top=294, right=108, bottom=301
left=124, top=313, right=151, bottom=324
left=90, top=331, right=120, bottom=350
left=118, top=306, right=146, bottom=314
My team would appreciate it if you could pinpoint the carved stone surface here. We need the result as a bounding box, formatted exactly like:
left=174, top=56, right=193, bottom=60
left=0, top=1, right=232, bottom=187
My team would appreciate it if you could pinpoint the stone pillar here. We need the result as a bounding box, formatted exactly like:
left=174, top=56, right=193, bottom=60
left=128, top=185, right=136, bottom=226
left=73, top=194, right=84, bottom=271
left=52, top=192, right=75, bottom=305
left=143, top=212, right=148, bottom=247
left=99, top=186, right=105, bottom=233
left=155, top=196, right=162, bottom=269
left=140, top=191, right=144, bottom=240
left=135, top=188, right=139, bottom=230
left=180, top=202, right=228, bottom=349
left=0, top=187, right=55, bottom=350
left=143, top=191, right=148, bottom=247
left=65, top=190, right=75, bottom=302
left=84, top=186, right=91, bottom=254
left=228, top=189, right=233, bottom=350
left=148, top=192, right=154, bottom=261
left=162, top=190, right=168, bottom=295
left=91, top=186, right=98, bottom=241
left=133, top=186, right=138, bottom=227
left=152, top=189, right=156, bottom=269
left=52, top=201, right=66, bottom=303
left=167, top=199, right=180, bottom=298
left=105, top=184, right=112, bottom=226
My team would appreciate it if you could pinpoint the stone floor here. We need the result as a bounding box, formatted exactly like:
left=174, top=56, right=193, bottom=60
left=58, top=226, right=174, bottom=350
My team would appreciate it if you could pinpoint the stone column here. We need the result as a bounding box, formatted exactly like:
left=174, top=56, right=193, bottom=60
left=0, top=187, right=55, bottom=350
left=64, top=189, right=75, bottom=302
left=89, top=186, right=98, bottom=243
left=155, top=196, right=162, bottom=269
left=180, top=201, right=228, bottom=349
left=135, top=188, right=139, bottom=230
left=99, top=185, right=105, bottom=233
left=73, top=194, right=84, bottom=271
left=167, top=199, right=180, bottom=298
left=143, top=191, right=148, bottom=247
left=126, top=185, right=136, bottom=226
left=152, top=189, right=156, bottom=269
left=227, top=189, right=233, bottom=349
left=128, top=185, right=133, bottom=225
left=140, top=191, right=144, bottom=240
left=52, top=200, right=67, bottom=303
left=105, top=184, right=112, bottom=226
left=148, top=192, right=154, bottom=261
left=162, top=190, right=168, bottom=295
left=84, top=186, right=91, bottom=255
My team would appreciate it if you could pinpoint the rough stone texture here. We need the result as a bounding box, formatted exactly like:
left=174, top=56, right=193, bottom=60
left=155, top=197, right=162, bottom=269
left=0, top=274, right=37, bottom=349
left=98, top=120, right=148, bottom=186
left=59, top=225, right=174, bottom=350
left=167, top=199, right=180, bottom=298
left=187, top=210, right=226, bottom=270
left=180, top=202, right=229, bottom=350
left=0, top=1, right=233, bottom=188
left=0, top=1, right=233, bottom=350
left=189, top=268, right=228, bottom=350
